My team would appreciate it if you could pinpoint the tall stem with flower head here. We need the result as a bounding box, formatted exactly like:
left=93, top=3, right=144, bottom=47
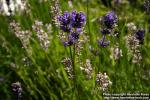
left=57, top=10, right=86, bottom=98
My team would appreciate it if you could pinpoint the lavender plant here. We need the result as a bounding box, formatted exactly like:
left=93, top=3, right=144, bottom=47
left=9, top=20, right=32, bottom=54
left=32, top=20, right=51, bottom=51
left=0, top=0, right=150, bottom=100
left=51, top=0, right=61, bottom=26
left=126, top=23, right=145, bottom=64
left=57, top=10, right=86, bottom=97
left=98, top=11, right=118, bottom=47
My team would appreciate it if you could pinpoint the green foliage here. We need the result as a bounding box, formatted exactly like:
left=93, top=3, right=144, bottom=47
left=0, top=0, right=150, bottom=100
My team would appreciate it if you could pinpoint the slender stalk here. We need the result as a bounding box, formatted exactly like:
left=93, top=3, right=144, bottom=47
left=86, top=0, right=91, bottom=44
left=69, top=42, right=80, bottom=99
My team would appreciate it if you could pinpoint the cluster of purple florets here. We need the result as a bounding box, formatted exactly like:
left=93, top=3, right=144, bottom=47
left=135, top=29, right=145, bottom=44
left=98, top=11, right=118, bottom=47
left=58, top=11, right=86, bottom=46
left=103, top=11, right=118, bottom=29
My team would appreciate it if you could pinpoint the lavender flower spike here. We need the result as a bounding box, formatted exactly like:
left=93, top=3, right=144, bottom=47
left=103, top=11, right=118, bottom=29
left=71, top=10, right=86, bottom=28
left=98, top=35, right=110, bottom=47
left=58, top=11, right=71, bottom=32
left=135, top=29, right=145, bottom=44
left=62, top=32, right=79, bottom=46
left=58, top=10, right=86, bottom=46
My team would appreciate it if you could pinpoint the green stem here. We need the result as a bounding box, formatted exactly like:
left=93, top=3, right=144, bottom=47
left=69, top=43, right=80, bottom=99
left=86, top=0, right=91, bottom=44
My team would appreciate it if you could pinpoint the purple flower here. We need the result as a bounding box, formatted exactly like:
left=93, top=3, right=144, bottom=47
left=69, top=32, right=79, bottom=43
left=71, top=11, right=86, bottom=28
left=58, top=11, right=71, bottom=32
left=103, top=11, right=118, bottom=29
left=58, top=10, right=86, bottom=46
left=0, top=77, right=4, bottom=82
left=62, top=32, right=79, bottom=46
left=135, top=29, right=145, bottom=42
left=98, top=35, right=110, bottom=47
left=62, top=41, right=73, bottom=46
left=58, top=11, right=86, bottom=32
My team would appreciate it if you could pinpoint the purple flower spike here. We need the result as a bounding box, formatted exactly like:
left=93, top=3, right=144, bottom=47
left=69, top=32, right=79, bottom=43
left=58, top=11, right=71, bottom=32
left=98, top=40, right=110, bottom=47
left=58, top=10, right=86, bottom=47
left=71, top=11, right=86, bottom=28
left=63, top=41, right=73, bottom=46
left=135, top=29, right=145, bottom=43
left=98, top=35, right=110, bottom=47
left=103, top=11, right=118, bottom=29
left=62, top=32, right=79, bottom=46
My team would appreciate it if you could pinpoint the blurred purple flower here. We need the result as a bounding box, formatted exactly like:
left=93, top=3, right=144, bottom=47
left=71, top=11, right=86, bottom=28
left=135, top=29, right=145, bottom=43
left=63, top=41, right=73, bottom=46
left=58, top=11, right=71, bottom=32
left=58, top=11, right=86, bottom=46
left=63, top=32, right=79, bottom=46
left=98, top=35, right=110, bottom=47
left=69, top=32, right=79, bottom=42
left=58, top=10, right=86, bottom=46
left=0, top=77, right=4, bottom=82
left=103, top=11, right=118, bottom=29
left=97, top=11, right=118, bottom=48
left=58, top=11, right=86, bottom=33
